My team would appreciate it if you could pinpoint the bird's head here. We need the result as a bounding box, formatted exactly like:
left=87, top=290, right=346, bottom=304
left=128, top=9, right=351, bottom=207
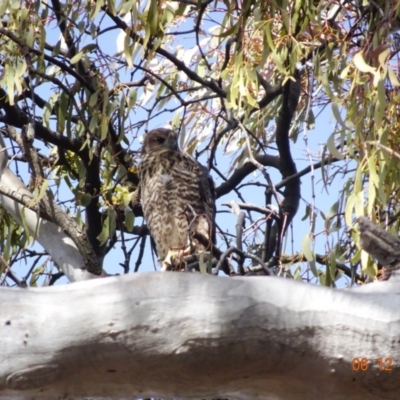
left=142, top=128, right=179, bottom=154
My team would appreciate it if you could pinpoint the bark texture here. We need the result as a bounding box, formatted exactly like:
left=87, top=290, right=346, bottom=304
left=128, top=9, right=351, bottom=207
left=0, top=273, right=399, bottom=400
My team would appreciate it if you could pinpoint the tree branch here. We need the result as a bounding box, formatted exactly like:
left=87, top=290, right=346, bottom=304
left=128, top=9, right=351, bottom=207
left=5, top=125, right=103, bottom=275
left=0, top=132, right=101, bottom=282
left=103, top=9, right=226, bottom=98
left=358, top=217, right=400, bottom=280
left=215, top=154, right=280, bottom=198
left=0, top=273, right=398, bottom=399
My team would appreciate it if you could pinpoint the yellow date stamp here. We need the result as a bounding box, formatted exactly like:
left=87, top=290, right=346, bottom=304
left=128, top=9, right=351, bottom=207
left=351, top=357, right=393, bottom=371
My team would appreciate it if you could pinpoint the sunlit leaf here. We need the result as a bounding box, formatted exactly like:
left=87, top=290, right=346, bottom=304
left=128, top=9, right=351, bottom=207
left=377, top=47, right=390, bottom=69
left=302, top=234, right=317, bottom=277
left=387, top=67, right=400, bottom=86
left=353, top=52, right=376, bottom=74
left=327, top=133, right=345, bottom=160
left=124, top=208, right=135, bottom=232
left=331, top=103, right=348, bottom=131
left=70, top=51, right=84, bottom=64
left=29, top=264, right=45, bottom=287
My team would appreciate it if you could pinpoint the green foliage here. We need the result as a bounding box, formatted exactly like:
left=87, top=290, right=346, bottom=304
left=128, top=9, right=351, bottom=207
left=0, top=0, right=400, bottom=286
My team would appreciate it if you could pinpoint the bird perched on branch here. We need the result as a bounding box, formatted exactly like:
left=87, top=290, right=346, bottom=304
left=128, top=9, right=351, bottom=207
left=138, top=128, right=216, bottom=271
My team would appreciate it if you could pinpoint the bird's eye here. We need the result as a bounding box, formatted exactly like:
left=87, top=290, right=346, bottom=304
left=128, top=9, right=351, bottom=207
left=155, top=136, right=165, bottom=144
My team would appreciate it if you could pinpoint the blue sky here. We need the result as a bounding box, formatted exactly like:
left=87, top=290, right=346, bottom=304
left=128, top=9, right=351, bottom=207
left=3, top=3, right=354, bottom=287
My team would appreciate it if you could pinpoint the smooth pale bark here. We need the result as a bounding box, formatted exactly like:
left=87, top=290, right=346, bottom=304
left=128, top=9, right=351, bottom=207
left=0, top=273, right=399, bottom=400
left=0, top=135, right=99, bottom=282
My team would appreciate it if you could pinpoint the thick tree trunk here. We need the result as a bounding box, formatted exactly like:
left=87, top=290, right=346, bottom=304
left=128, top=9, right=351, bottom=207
left=0, top=273, right=399, bottom=400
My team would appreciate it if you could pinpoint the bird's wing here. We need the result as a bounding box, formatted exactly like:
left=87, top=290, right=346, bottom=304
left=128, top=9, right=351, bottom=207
left=197, top=162, right=216, bottom=245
